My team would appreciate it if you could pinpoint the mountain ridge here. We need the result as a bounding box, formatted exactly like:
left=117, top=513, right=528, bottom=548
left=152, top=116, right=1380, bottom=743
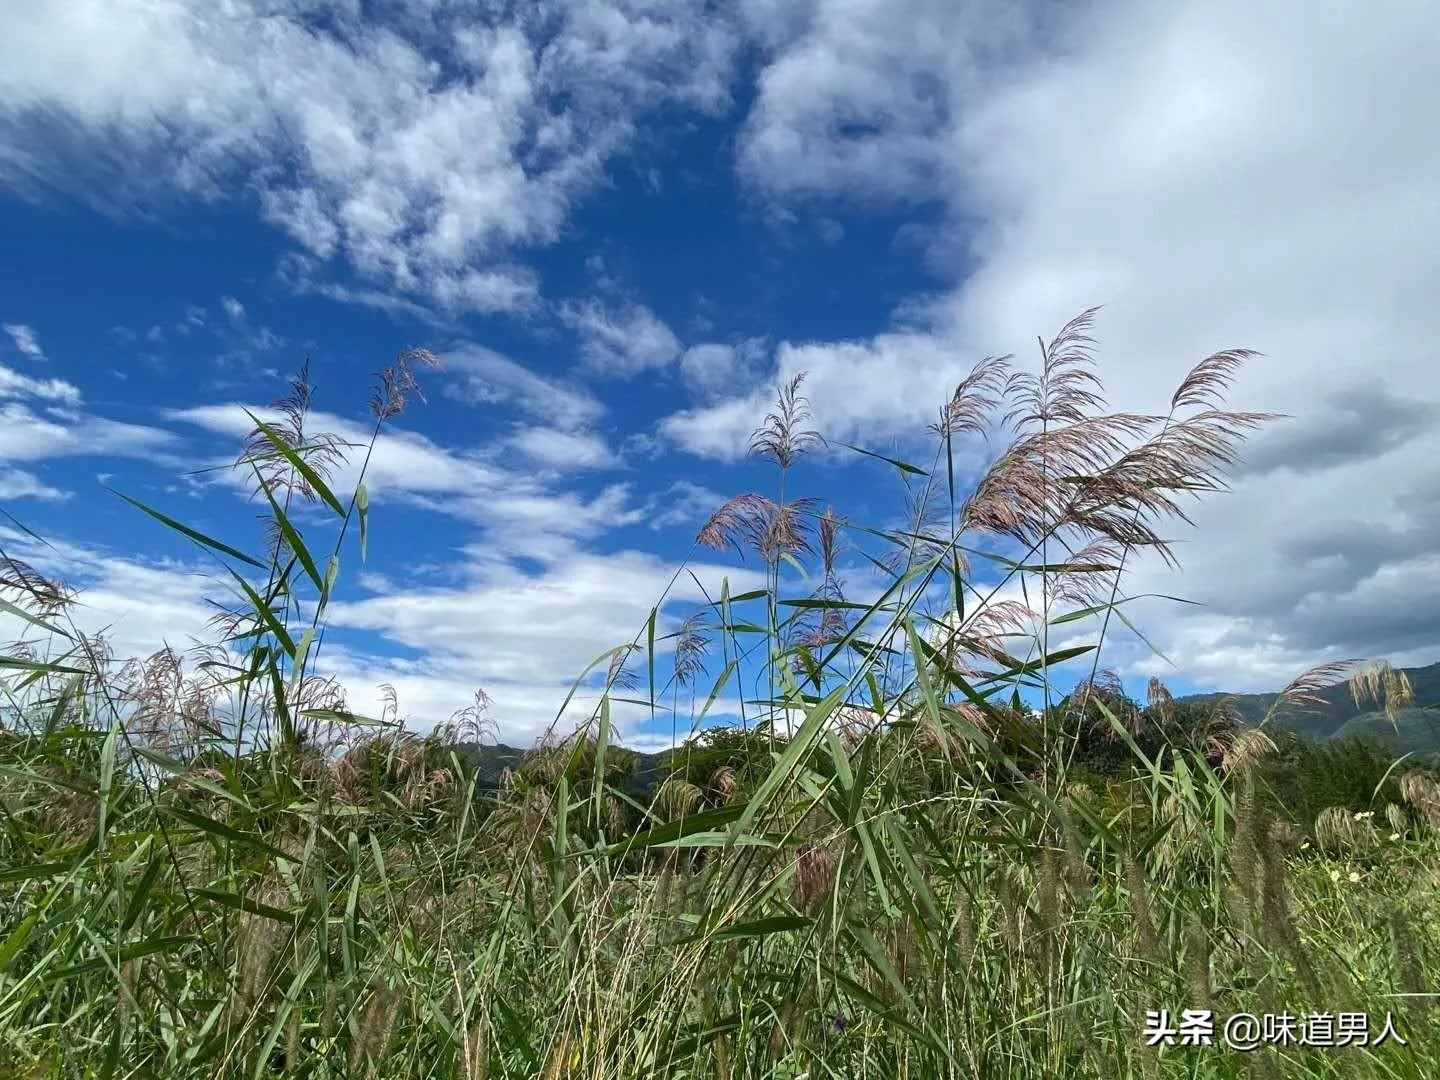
left=1172, top=660, right=1440, bottom=744
left=451, top=661, right=1440, bottom=783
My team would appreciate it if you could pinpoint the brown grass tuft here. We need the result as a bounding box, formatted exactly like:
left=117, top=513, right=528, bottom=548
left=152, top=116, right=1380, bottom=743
left=931, top=354, right=1011, bottom=439
left=240, top=360, right=350, bottom=508
left=673, top=612, right=711, bottom=688
left=1350, top=660, right=1415, bottom=725
left=748, top=372, right=820, bottom=469
left=695, top=493, right=819, bottom=562
left=0, top=552, right=73, bottom=617
left=370, top=347, right=440, bottom=421
left=1170, top=348, right=1261, bottom=412
left=1273, top=658, right=1368, bottom=714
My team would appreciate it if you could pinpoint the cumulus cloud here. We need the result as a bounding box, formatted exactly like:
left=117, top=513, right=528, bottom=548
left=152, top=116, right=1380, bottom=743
left=8, top=0, right=1438, bottom=704
left=663, top=330, right=976, bottom=458
left=0, top=527, right=216, bottom=664
left=647, top=480, right=728, bottom=531
left=325, top=547, right=766, bottom=741
left=1231, top=384, right=1439, bottom=479
left=736, top=0, right=1050, bottom=203
left=331, top=549, right=756, bottom=687
left=0, top=0, right=743, bottom=313
left=696, top=0, right=1440, bottom=685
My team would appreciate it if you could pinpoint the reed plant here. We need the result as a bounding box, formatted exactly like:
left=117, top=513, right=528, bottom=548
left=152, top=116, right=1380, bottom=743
left=1, top=317, right=1436, bottom=1078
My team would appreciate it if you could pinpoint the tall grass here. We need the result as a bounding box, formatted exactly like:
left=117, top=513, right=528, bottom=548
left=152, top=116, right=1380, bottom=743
left=1, top=318, right=1437, bottom=1078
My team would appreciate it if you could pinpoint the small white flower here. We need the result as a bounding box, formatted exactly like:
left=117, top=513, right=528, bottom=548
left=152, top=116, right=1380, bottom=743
left=1390, top=832, right=1402, bottom=841
left=1348, top=871, right=1362, bottom=884
left=1330, top=869, right=1342, bottom=882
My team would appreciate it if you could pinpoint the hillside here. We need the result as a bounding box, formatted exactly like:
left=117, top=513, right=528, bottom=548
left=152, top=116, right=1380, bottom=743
left=451, top=741, right=669, bottom=792
left=1174, top=660, right=1440, bottom=746
left=449, top=742, right=529, bottom=787
left=449, top=662, right=1440, bottom=786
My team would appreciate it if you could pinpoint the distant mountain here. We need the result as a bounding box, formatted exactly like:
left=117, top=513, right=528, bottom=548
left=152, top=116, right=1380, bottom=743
left=450, top=742, right=668, bottom=793
left=1174, top=660, right=1440, bottom=750
left=1331, top=708, right=1440, bottom=755
left=447, top=662, right=1440, bottom=789
left=449, top=743, right=529, bottom=788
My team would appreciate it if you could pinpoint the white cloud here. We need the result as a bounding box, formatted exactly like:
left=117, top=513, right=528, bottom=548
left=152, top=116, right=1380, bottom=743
left=166, top=403, right=644, bottom=562
left=0, top=467, right=68, bottom=501
left=167, top=403, right=512, bottom=504
left=0, top=363, right=178, bottom=465
left=561, top=297, right=683, bottom=377
left=465, top=483, right=647, bottom=561
left=326, top=547, right=766, bottom=740
left=662, top=331, right=975, bottom=458
left=210, top=295, right=284, bottom=361
left=0, top=0, right=743, bottom=313
left=0, top=361, right=80, bottom=405
left=679, top=339, right=768, bottom=400
left=0, top=524, right=762, bottom=746
left=737, top=0, right=1046, bottom=204
left=507, top=426, right=620, bottom=470
left=442, top=344, right=604, bottom=432
left=707, top=0, right=1440, bottom=686
left=647, top=480, right=727, bottom=531
left=9, top=0, right=1437, bottom=705
left=3, top=323, right=45, bottom=360
left=427, top=267, right=541, bottom=315
left=0, top=528, right=216, bottom=664
left=293, top=275, right=445, bottom=325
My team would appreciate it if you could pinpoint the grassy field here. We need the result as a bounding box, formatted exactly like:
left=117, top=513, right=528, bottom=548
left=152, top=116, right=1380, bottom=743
left=1, top=316, right=1436, bottom=1078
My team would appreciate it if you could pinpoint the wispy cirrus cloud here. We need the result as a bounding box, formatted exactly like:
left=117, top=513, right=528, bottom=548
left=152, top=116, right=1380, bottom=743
left=0, top=360, right=179, bottom=472
left=0, top=403, right=182, bottom=468
left=561, top=297, right=683, bottom=378
left=506, top=427, right=621, bottom=471
left=0, top=360, right=80, bottom=406
left=165, top=401, right=643, bottom=562
left=3, top=323, right=45, bottom=361
left=0, top=467, right=68, bottom=501
left=441, top=343, right=604, bottom=433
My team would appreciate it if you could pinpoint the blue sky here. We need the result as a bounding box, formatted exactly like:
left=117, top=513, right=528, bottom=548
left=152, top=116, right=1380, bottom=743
left=3, top=0, right=1438, bottom=748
